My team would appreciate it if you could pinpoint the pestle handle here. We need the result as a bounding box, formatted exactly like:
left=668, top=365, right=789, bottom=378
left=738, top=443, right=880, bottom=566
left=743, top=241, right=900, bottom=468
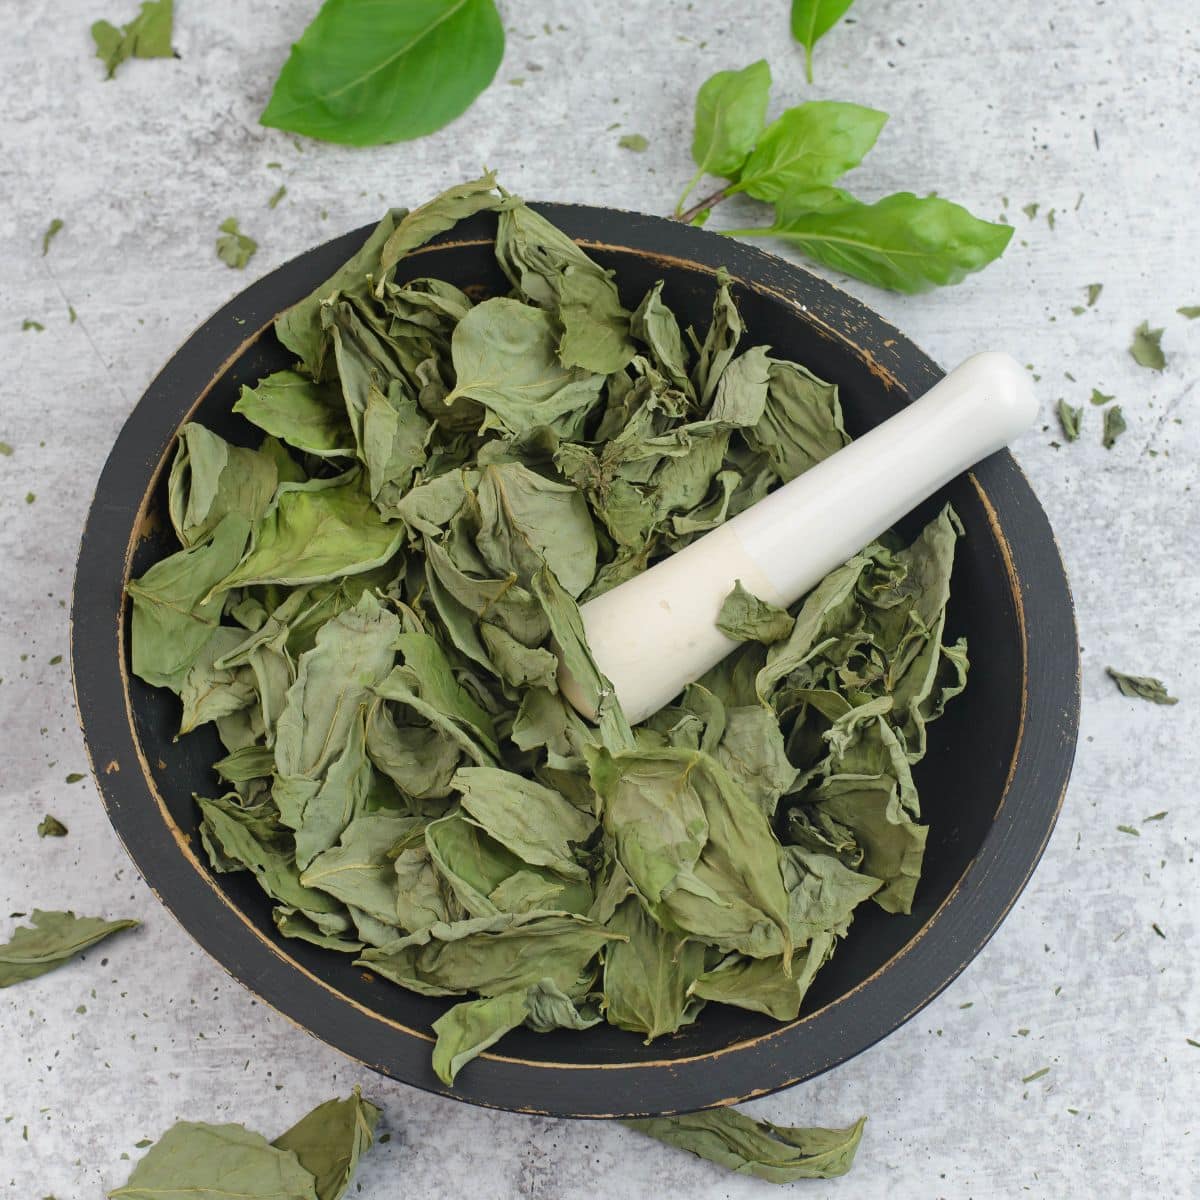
left=559, top=351, right=1039, bottom=725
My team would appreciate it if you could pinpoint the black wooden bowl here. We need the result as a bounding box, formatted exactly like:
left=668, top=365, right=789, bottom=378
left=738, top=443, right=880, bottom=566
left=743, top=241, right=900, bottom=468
left=71, top=205, right=1079, bottom=1118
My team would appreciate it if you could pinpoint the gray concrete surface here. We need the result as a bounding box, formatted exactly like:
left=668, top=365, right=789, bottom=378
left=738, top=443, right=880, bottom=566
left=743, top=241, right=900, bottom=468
left=2, top=1, right=1197, bottom=1195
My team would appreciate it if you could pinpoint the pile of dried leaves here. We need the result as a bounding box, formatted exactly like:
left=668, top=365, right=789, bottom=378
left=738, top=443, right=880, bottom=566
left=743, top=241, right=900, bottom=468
left=128, top=174, right=967, bottom=1092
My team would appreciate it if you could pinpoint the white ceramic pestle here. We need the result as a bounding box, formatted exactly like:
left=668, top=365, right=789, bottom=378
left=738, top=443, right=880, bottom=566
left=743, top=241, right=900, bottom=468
left=557, top=351, right=1038, bottom=725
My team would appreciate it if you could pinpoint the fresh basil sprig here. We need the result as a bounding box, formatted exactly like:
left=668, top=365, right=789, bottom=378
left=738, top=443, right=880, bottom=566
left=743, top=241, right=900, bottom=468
left=675, top=61, right=1013, bottom=294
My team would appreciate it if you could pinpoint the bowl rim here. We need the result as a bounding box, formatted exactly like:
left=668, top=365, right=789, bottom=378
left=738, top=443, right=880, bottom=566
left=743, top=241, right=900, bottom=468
left=71, top=202, right=1080, bottom=1118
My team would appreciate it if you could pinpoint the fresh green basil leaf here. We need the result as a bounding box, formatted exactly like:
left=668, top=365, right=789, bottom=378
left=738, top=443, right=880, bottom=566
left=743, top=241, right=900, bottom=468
left=790, top=0, right=856, bottom=83
left=260, top=0, right=504, bottom=146
left=717, top=581, right=796, bottom=645
left=733, top=102, right=887, bottom=202
left=762, top=190, right=1014, bottom=293
left=681, top=60, right=772, bottom=208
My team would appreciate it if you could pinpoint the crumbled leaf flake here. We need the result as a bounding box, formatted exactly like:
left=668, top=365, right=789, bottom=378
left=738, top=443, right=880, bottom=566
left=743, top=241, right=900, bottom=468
left=65, top=773, right=86, bottom=783
left=618, top=134, right=649, bottom=152
left=1107, top=668, right=1177, bottom=705
left=1022, top=203, right=1039, bottom=220
left=216, top=218, right=257, bottom=269
left=1085, top=283, right=1102, bottom=306
left=1177, top=305, right=1200, bottom=319
left=22, top=319, right=45, bottom=332
left=1089, top=388, right=1113, bottom=406
left=1102, top=405, right=1126, bottom=449
left=268, top=185, right=288, bottom=210
left=1022, top=1067, right=1051, bottom=1084
left=92, top=0, right=175, bottom=80
left=41, top=218, right=64, bottom=256
left=37, top=816, right=68, bottom=838
left=1129, top=321, right=1165, bottom=370
left=1116, top=825, right=1140, bottom=837
left=1056, top=399, right=1081, bottom=442
left=1143, top=811, right=1168, bottom=822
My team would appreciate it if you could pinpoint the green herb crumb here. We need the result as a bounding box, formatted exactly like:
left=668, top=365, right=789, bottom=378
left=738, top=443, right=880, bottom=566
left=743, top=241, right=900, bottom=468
left=1102, top=405, right=1126, bottom=449
left=216, top=218, right=257, bottom=270
left=1056, top=399, right=1082, bottom=442
left=41, top=218, right=64, bottom=256
left=618, top=133, right=649, bottom=152
left=1129, top=321, right=1165, bottom=370
left=1107, top=668, right=1177, bottom=705
left=37, top=815, right=68, bottom=838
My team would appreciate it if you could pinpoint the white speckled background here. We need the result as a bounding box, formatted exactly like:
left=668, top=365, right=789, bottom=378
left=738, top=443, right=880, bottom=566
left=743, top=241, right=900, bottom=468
left=2, top=1, right=1197, bottom=1195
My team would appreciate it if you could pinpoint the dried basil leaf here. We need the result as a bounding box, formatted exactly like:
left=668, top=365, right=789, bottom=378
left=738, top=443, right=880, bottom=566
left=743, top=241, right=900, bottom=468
left=626, top=1109, right=866, bottom=1182
left=108, top=1121, right=318, bottom=1200
left=717, top=580, right=795, bottom=644
left=37, top=815, right=68, bottom=838
left=1, top=910, right=137, bottom=988
left=271, top=1088, right=380, bottom=1200
left=1106, top=668, right=1177, bottom=705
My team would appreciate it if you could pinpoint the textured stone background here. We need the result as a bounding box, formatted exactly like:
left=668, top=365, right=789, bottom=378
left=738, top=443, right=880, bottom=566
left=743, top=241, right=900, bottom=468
left=2, top=1, right=1197, bottom=1196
